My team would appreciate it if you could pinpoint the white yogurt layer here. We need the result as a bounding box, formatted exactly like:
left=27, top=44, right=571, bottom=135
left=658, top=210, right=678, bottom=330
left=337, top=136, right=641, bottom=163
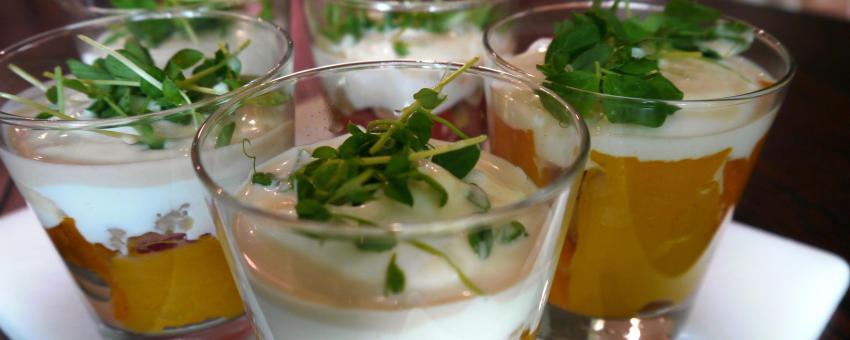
left=233, top=135, right=568, bottom=339
left=0, top=87, right=292, bottom=253
left=312, top=28, right=484, bottom=116
left=249, top=272, right=547, bottom=340
left=497, top=38, right=777, bottom=163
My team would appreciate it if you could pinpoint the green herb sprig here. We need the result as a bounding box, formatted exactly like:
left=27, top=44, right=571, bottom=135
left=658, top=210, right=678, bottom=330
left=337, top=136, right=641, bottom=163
left=538, top=0, right=754, bottom=128
left=284, top=58, right=486, bottom=225
left=246, top=58, right=525, bottom=296
left=242, top=139, right=276, bottom=186
left=319, top=4, right=493, bottom=57
left=109, top=0, right=273, bottom=46
left=467, top=221, right=528, bottom=260
left=0, top=35, right=250, bottom=149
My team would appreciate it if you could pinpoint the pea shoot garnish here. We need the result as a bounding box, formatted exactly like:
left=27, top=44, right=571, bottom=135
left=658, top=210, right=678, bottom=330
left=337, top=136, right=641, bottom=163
left=319, top=4, right=493, bottom=57
left=243, top=57, right=539, bottom=295
left=538, top=0, right=754, bottom=127
left=108, top=0, right=274, bottom=46
left=287, top=57, right=486, bottom=224
left=242, top=139, right=276, bottom=186
left=384, top=253, right=405, bottom=296
left=0, top=35, right=250, bottom=149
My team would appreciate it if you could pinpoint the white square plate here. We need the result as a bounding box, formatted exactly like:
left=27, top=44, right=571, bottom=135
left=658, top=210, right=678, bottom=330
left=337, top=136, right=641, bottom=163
left=0, top=207, right=846, bottom=340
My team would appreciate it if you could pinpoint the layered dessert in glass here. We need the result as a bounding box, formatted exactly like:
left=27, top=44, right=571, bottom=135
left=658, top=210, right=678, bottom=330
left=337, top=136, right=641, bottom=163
left=303, top=0, right=506, bottom=140
left=484, top=1, right=794, bottom=337
left=0, top=11, right=292, bottom=338
left=192, top=60, right=589, bottom=339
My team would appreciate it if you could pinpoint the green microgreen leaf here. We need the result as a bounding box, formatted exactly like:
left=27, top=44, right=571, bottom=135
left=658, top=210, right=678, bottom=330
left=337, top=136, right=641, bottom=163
left=413, top=88, right=445, bottom=110
left=468, top=227, right=494, bottom=259
left=466, top=183, right=490, bottom=212
left=384, top=253, right=405, bottom=295
left=355, top=236, right=397, bottom=252
left=296, top=199, right=332, bottom=221
left=66, top=59, right=113, bottom=81
left=407, top=240, right=483, bottom=294
left=431, top=145, right=480, bottom=179
left=168, top=48, right=205, bottom=69
left=498, top=221, right=528, bottom=244
left=312, top=146, right=339, bottom=160
left=392, top=40, right=410, bottom=57
left=243, top=138, right=275, bottom=186
left=215, top=121, right=236, bottom=148
left=252, top=172, right=274, bottom=186
left=383, top=176, right=414, bottom=206
left=412, top=171, right=448, bottom=207
left=537, top=0, right=751, bottom=128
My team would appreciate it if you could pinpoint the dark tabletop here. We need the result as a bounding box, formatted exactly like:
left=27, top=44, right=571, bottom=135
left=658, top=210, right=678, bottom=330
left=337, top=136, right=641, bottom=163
left=0, top=0, right=847, bottom=339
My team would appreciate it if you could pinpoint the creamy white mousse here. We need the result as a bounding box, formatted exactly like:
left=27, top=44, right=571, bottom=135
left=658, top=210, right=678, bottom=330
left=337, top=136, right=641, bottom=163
left=313, top=28, right=484, bottom=116
left=231, top=135, right=568, bottom=339
left=491, top=38, right=776, bottom=165
left=0, top=86, right=292, bottom=253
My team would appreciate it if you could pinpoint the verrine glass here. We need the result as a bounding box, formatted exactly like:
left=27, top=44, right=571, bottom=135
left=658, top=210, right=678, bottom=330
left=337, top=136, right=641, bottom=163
left=302, top=0, right=509, bottom=145
left=59, top=0, right=290, bottom=30
left=484, top=1, right=794, bottom=337
left=192, top=61, right=589, bottom=339
left=0, top=11, right=292, bottom=338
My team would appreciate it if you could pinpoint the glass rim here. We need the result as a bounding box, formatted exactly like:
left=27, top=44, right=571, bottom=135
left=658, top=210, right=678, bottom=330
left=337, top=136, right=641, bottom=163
left=483, top=1, right=797, bottom=104
left=320, top=0, right=505, bottom=12
left=64, top=0, right=257, bottom=15
left=0, top=9, right=293, bottom=130
left=191, top=60, right=590, bottom=238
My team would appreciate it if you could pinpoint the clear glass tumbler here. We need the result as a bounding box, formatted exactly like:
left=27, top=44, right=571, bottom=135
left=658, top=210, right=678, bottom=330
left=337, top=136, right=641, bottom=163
left=0, top=11, right=292, bottom=338
left=58, top=0, right=290, bottom=30
left=192, top=60, right=589, bottom=339
left=484, top=2, right=795, bottom=338
left=302, top=0, right=508, bottom=144
left=304, top=0, right=504, bottom=65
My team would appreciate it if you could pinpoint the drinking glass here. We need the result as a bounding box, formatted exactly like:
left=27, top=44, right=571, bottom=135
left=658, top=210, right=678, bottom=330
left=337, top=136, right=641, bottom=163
left=192, top=60, right=589, bottom=339
left=484, top=2, right=795, bottom=338
left=0, top=11, right=292, bottom=338
left=59, top=0, right=290, bottom=30
left=303, top=0, right=505, bottom=65
left=303, top=0, right=513, bottom=142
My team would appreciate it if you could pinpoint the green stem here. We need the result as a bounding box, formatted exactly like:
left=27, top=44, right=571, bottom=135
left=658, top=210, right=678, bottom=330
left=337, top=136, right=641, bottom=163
left=428, top=113, right=469, bottom=139
left=0, top=92, right=137, bottom=140
left=329, top=169, right=375, bottom=203
left=167, top=0, right=199, bottom=44
left=433, top=57, right=479, bottom=93
left=242, top=138, right=260, bottom=173
left=360, top=135, right=486, bottom=165
left=366, top=119, right=400, bottom=132
left=9, top=64, right=46, bottom=92
left=43, top=72, right=141, bottom=87
left=0, top=92, right=73, bottom=120
left=359, top=155, right=391, bottom=165
left=77, top=35, right=164, bottom=91
left=699, top=57, right=756, bottom=85
left=332, top=213, right=377, bottom=226
left=177, top=39, right=251, bottom=87
left=407, top=240, right=484, bottom=295
left=409, top=135, right=486, bottom=161
left=54, top=67, right=65, bottom=115
left=184, top=84, right=224, bottom=95
left=368, top=57, right=479, bottom=155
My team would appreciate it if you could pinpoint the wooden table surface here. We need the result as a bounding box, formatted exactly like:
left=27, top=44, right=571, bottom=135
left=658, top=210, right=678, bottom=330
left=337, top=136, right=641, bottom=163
left=0, top=0, right=847, bottom=339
